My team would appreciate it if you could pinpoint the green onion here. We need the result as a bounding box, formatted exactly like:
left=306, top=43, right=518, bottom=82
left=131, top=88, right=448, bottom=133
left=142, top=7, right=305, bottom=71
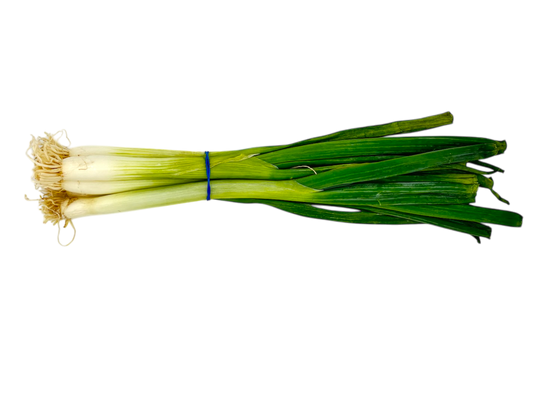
left=27, top=112, right=522, bottom=243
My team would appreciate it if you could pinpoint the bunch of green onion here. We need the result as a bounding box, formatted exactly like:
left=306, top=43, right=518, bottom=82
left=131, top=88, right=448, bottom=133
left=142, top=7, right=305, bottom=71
left=28, top=112, right=523, bottom=243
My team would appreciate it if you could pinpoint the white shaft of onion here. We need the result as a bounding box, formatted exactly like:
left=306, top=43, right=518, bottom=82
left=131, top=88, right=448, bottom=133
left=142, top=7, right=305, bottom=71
left=60, top=154, right=285, bottom=183
left=63, top=179, right=198, bottom=195
left=63, top=180, right=317, bottom=219
left=61, top=155, right=201, bottom=181
left=69, top=146, right=203, bottom=158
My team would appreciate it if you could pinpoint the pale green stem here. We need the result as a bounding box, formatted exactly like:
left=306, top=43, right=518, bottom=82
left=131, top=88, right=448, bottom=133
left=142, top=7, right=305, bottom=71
left=63, top=180, right=317, bottom=219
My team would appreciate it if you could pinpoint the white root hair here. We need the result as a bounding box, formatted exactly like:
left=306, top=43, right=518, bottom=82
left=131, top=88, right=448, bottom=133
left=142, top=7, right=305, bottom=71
left=26, top=131, right=77, bottom=226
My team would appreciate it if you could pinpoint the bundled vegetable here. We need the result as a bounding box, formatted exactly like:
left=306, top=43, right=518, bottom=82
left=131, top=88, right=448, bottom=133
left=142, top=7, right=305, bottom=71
left=27, top=112, right=522, bottom=243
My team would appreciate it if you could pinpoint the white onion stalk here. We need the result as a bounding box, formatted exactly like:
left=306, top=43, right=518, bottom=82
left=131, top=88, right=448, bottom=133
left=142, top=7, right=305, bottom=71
left=62, top=179, right=199, bottom=196
left=63, top=180, right=316, bottom=220
left=63, top=155, right=282, bottom=182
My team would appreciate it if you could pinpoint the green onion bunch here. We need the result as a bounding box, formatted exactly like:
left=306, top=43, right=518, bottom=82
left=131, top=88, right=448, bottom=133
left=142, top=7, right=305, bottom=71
left=28, top=112, right=522, bottom=243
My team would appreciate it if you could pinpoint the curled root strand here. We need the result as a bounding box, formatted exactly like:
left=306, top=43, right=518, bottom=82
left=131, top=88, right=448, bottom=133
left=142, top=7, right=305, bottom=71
left=21, top=191, right=37, bottom=204
left=54, top=221, right=80, bottom=250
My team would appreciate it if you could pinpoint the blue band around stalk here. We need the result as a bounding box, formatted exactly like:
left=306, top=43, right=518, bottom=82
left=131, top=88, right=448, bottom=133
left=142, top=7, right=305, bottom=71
left=205, top=151, right=211, bottom=200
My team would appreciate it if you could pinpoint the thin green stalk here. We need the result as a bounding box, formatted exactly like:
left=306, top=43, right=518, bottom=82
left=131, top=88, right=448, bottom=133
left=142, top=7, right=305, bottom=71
left=470, top=160, right=505, bottom=173
left=357, top=205, right=492, bottom=240
left=218, top=199, right=500, bottom=238
left=259, top=136, right=498, bottom=166
left=287, top=111, right=454, bottom=145
left=224, top=199, right=491, bottom=241
left=373, top=173, right=479, bottom=185
left=310, top=181, right=478, bottom=206
left=221, top=112, right=455, bottom=156
left=298, top=142, right=506, bottom=190
left=369, top=204, right=523, bottom=227
left=421, top=163, right=501, bottom=176
left=274, top=155, right=402, bottom=168
left=225, top=199, right=417, bottom=224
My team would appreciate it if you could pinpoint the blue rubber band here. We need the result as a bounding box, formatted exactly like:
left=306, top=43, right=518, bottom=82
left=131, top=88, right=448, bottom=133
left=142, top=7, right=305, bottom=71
left=205, top=151, right=211, bottom=200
